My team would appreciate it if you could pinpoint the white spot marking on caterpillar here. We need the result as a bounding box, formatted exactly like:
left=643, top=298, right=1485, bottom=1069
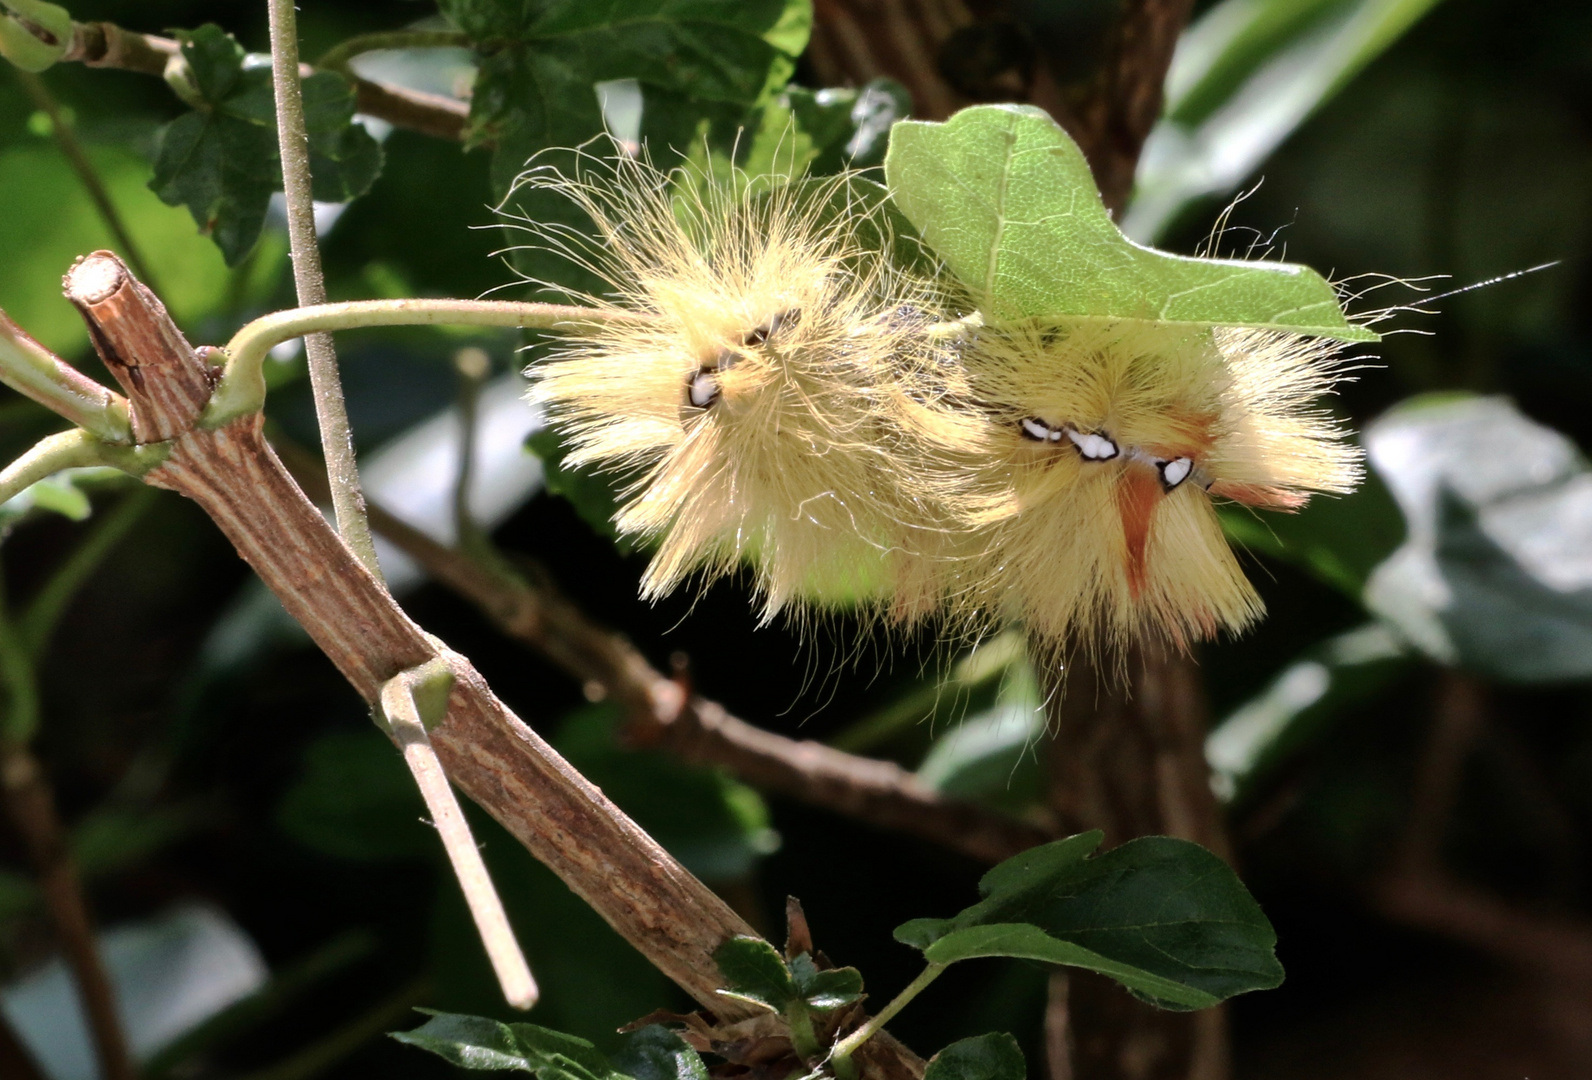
left=688, top=370, right=720, bottom=408
left=1160, top=457, right=1193, bottom=489
left=1067, top=429, right=1119, bottom=461
left=1020, top=417, right=1052, bottom=442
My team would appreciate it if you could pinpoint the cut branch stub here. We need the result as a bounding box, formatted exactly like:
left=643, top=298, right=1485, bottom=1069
left=63, top=251, right=215, bottom=442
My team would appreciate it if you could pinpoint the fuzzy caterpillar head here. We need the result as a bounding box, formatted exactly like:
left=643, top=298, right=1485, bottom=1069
left=898, top=318, right=1362, bottom=659
left=520, top=154, right=967, bottom=619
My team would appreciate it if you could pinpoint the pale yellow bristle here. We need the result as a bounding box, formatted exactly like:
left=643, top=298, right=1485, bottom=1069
left=515, top=151, right=1364, bottom=660
left=519, top=153, right=969, bottom=622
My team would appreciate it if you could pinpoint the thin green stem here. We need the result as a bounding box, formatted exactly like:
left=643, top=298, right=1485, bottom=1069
left=0, top=313, right=132, bottom=443
left=0, top=562, right=40, bottom=744
left=1, top=429, right=105, bottom=505
left=828, top=962, right=948, bottom=1080
left=314, top=29, right=471, bottom=73
left=785, top=1000, right=821, bottom=1061
left=0, top=430, right=168, bottom=507
left=13, top=69, right=158, bottom=289
left=267, top=0, right=380, bottom=578
left=21, top=485, right=156, bottom=656
left=205, top=299, right=630, bottom=427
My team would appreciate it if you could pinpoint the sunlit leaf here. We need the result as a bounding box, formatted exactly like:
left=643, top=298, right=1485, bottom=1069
left=883, top=104, right=1372, bottom=340
left=149, top=24, right=382, bottom=264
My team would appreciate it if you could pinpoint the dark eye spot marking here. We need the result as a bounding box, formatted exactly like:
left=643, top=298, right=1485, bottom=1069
left=1065, top=428, right=1119, bottom=461
left=743, top=308, right=799, bottom=346
left=1157, top=456, right=1194, bottom=490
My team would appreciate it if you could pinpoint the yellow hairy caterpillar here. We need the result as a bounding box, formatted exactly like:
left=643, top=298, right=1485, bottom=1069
left=901, top=319, right=1361, bottom=657
left=520, top=105, right=1371, bottom=659
left=518, top=151, right=967, bottom=619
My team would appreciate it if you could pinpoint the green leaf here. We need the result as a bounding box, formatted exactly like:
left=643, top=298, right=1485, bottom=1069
left=758, top=79, right=911, bottom=177
left=712, top=935, right=796, bottom=1012
left=391, top=1010, right=536, bottom=1070
left=829, top=631, right=1025, bottom=755
left=455, top=0, right=808, bottom=291
left=895, top=831, right=1283, bottom=1010
left=915, top=652, right=1044, bottom=812
left=395, top=1013, right=702, bottom=1080
left=1205, top=622, right=1413, bottom=803
left=1362, top=394, right=1592, bottom=682
left=923, top=1034, right=1026, bottom=1080
left=150, top=25, right=382, bottom=265
left=611, top=1026, right=709, bottom=1080
left=789, top=953, right=864, bottom=1009
left=1127, top=0, right=1449, bottom=242
left=0, top=467, right=125, bottom=529
left=175, top=23, right=248, bottom=101
left=883, top=104, right=1373, bottom=341
left=150, top=110, right=277, bottom=266
left=503, top=1023, right=632, bottom=1080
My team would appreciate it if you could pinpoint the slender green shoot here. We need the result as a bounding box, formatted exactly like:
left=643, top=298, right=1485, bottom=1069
left=204, top=298, right=630, bottom=428
left=267, top=0, right=379, bottom=577
left=0, top=431, right=169, bottom=509
left=827, top=962, right=947, bottom=1080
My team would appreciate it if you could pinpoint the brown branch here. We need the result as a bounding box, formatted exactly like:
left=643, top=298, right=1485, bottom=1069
left=1396, top=670, right=1486, bottom=876
left=1375, top=872, right=1592, bottom=985
left=32, top=250, right=924, bottom=1080
left=275, top=439, right=1055, bottom=868
left=1366, top=673, right=1592, bottom=983
left=0, top=741, right=135, bottom=1080
left=62, top=21, right=467, bottom=143
left=56, top=250, right=757, bottom=1019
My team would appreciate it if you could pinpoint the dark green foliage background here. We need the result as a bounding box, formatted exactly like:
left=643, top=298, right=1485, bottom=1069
left=2, top=1, right=1591, bottom=1077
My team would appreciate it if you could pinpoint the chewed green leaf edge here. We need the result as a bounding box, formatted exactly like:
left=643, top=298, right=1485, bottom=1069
left=883, top=104, right=1377, bottom=343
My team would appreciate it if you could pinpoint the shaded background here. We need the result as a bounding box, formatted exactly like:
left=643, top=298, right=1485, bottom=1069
left=1, top=0, right=1590, bottom=1078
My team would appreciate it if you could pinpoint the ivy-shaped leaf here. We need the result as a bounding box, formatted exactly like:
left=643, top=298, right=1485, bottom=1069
left=391, top=1011, right=533, bottom=1070
left=895, top=831, right=1283, bottom=1011
left=882, top=104, right=1375, bottom=341
left=443, top=0, right=809, bottom=290
left=149, top=24, right=383, bottom=265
